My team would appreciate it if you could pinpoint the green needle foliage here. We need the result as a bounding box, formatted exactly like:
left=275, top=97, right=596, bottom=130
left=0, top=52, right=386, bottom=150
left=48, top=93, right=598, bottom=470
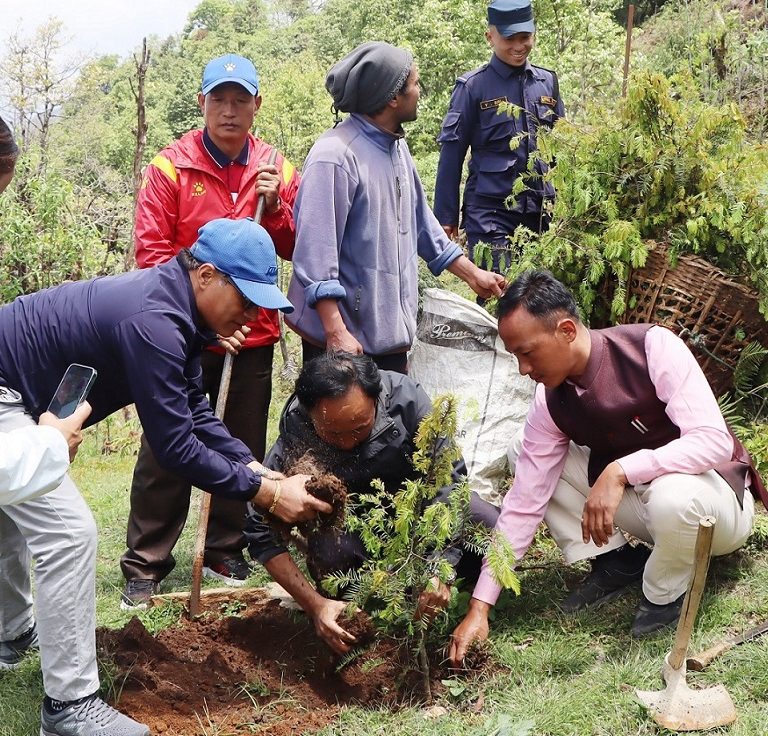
left=506, top=70, right=768, bottom=324
left=323, top=395, right=518, bottom=697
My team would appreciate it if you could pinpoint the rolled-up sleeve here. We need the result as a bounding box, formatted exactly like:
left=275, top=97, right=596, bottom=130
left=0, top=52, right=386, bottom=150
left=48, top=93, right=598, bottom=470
left=305, top=279, right=346, bottom=308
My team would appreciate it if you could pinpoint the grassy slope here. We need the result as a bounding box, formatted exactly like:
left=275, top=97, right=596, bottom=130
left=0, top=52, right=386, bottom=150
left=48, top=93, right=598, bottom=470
left=3, top=312, right=768, bottom=736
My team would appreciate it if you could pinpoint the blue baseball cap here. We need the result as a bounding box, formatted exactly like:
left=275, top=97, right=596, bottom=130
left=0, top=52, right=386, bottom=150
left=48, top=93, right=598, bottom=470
left=201, top=54, right=259, bottom=96
left=487, top=0, right=535, bottom=37
left=191, top=218, right=293, bottom=313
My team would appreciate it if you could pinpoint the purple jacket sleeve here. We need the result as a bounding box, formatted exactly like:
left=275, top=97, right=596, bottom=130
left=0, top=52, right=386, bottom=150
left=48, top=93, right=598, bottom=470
left=293, top=159, right=357, bottom=308
left=405, top=147, right=462, bottom=274
left=114, top=313, right=262, bottom=500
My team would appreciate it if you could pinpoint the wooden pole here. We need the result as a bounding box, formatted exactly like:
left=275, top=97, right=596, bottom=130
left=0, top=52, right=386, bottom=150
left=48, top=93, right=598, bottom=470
left=188, top=148, right=280, bottom=617
left=127, top=38, right=150, bottom=271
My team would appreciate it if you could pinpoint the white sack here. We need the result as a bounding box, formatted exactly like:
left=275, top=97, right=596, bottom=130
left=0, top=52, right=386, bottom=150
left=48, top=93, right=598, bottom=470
left=409, top=288, right=534, bottom=504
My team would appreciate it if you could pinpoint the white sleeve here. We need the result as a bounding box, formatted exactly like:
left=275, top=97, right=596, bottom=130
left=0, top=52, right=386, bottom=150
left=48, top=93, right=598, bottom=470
left=0, top=425, right=70, bottom=505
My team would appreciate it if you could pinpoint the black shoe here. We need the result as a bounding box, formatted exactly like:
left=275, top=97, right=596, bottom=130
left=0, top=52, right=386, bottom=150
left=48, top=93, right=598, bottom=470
left=120, top=579, right=159, bottom=611
left=560, top=544, right=651, bottom=613
left=0, top=624, right=38, bottom=670
left=631, top=593, right=685, bottom=638
left=203, top=555, right=253, bottom=587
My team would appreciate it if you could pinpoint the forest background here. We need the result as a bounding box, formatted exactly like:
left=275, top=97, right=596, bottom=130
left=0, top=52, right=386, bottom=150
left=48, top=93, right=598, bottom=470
left=1, top=0, right=767, bottom=307
left=2, top=0, right=766, bottom=462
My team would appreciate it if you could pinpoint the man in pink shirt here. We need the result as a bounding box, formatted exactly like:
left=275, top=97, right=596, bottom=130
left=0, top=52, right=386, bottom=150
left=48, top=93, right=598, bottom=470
left=450, top=270, right=764, bottom=664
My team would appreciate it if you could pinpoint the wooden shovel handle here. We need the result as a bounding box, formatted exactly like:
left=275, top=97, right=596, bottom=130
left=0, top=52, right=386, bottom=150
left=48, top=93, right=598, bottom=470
left=189, top=147, right=280, bottom=617
left=188, top=352, right=234, bottom=616
left=254, top=147, right=279, bottom=222
left=686, top=638, right=737, bottom=671
left=686, top=618, right=768, bottom=671
left=668, top=516, right=716, bottom=670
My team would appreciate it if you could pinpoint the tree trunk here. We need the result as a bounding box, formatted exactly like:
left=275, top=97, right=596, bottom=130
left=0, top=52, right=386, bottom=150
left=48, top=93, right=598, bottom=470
left=127, top=38, right=151, bottom=271
left=417, top=630, right=432, bottom=703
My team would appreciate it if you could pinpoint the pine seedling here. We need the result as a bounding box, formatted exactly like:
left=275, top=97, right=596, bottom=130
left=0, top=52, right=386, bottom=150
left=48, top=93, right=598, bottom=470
left=322, top=394, right=519, bottom=700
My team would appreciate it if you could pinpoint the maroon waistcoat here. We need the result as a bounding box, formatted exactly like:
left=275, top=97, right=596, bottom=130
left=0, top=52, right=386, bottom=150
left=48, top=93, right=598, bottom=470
left=545, top=323, right=766, bottom=508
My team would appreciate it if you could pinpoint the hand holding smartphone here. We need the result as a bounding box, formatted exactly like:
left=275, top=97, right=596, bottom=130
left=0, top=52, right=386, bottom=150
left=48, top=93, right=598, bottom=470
left=39, top=402, right=93, bottom=461
left=47, top=364, right=98, bottom=418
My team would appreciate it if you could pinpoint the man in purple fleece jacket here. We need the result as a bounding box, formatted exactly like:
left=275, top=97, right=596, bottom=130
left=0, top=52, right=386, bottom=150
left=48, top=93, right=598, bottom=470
left=287, top=41, right=506, bottom=374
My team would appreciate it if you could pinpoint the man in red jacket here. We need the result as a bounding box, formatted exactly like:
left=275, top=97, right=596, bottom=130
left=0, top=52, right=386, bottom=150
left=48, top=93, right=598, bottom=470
left=121, top=53, right=300, bottom=609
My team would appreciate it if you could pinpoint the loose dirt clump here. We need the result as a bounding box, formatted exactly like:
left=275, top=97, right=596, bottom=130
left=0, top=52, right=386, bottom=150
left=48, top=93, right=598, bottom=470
left=96, top=594, right=454, bottom=736
left=271, top=453, right=347, bottom=541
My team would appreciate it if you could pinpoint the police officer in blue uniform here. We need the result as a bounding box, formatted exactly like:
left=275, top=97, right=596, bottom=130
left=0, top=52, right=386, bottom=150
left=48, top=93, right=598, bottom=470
left=434, top=0, right=564, bottom=274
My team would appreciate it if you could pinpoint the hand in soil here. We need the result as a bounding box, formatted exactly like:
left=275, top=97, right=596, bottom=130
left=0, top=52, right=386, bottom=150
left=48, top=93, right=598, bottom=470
left=448, top=599, right=491, bottom=669
left=270, top=473, right=333, bottom=523
left=415, top=577, right=451, bottom=623
left=310, top=598, right=358, bottom=655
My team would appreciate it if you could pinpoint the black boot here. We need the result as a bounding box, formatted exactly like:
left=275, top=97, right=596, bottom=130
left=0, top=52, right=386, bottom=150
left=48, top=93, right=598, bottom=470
left=631, top=593, right=685, bottom=637
left=560, top=544, right=650, bottom=613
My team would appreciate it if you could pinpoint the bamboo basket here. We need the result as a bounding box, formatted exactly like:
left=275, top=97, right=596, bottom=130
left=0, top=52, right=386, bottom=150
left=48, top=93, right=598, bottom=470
left=622, top=243, right=768, bottom=396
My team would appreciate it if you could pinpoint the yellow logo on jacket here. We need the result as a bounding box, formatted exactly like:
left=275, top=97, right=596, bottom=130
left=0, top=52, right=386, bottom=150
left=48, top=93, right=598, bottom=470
left=192, top=182, right=206, bottom=197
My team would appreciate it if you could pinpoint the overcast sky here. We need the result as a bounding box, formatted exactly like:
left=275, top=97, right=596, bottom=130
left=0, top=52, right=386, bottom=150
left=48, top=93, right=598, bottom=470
left=0, top=0, right=202, bottom=60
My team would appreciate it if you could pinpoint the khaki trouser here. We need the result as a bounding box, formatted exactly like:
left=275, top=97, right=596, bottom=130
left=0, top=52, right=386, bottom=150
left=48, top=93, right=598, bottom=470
left=120, top=345, right=273, bottom=582
left=509, top=433, right=754, bottom=604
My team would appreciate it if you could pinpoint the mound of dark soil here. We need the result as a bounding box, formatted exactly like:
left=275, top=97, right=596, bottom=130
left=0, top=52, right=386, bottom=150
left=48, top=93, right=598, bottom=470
left=96, top=593, right=449, bottom=736
left=271, top=453, right=348, bottom=542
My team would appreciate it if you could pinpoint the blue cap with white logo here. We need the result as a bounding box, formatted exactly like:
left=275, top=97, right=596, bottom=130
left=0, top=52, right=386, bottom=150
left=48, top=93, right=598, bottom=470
left=191, top=218, right=293, bottom=313
left=201, top=54, right=260, bottom=96
left=487, top=0, right=535, bottom=37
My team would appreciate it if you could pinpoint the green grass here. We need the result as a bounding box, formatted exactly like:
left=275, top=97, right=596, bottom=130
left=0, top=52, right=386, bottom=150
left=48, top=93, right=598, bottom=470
left=3, top=309, right=768, bottom=735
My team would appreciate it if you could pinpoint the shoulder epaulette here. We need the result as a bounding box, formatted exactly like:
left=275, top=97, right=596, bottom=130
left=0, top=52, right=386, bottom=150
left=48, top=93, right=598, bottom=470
left=456, top=63, right=489, bottom=86
left=530, top=63, right=559, bottom=78
left=147, top=154, right=177, bottom=184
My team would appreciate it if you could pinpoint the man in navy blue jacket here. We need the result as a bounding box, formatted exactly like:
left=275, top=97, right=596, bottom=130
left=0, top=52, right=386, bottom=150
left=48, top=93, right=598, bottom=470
left=0, top=217, right=329, bottom=736
left=434, top=0, right=564, bottom=274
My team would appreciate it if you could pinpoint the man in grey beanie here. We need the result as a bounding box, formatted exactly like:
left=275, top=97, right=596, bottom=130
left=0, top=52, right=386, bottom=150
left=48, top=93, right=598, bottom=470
left=325, top=41, right=414, bottom=116
left=286, top=41, right=506, bottom=375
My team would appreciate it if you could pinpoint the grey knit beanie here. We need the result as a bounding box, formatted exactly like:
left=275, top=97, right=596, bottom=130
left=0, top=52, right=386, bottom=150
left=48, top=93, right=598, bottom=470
left=325, top=41, right=414, bottom=115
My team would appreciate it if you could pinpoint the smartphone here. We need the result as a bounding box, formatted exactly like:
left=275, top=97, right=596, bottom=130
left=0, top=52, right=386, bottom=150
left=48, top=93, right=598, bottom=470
left=47, top=364, right=98, bottom=418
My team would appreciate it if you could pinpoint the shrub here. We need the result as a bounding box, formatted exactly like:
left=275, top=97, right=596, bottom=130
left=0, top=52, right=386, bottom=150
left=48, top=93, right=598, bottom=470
left=508, top=70, right=768, bottom=323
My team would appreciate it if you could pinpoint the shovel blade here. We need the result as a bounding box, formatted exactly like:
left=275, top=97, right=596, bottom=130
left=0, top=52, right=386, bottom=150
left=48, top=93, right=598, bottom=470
left=636, top=683, right=737, bottom=731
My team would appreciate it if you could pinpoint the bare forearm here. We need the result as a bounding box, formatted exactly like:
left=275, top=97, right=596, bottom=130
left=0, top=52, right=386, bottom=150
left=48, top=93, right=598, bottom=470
left=251, top=476, right=278, bottom=509
left=467, top=597, right=493, bottom=617
left=446, top=255, right=506, bottom=299
left=315, top=299, right=347, bottom=340
left=315, top=298, right=362, bottom=353
left=446, top=254, right=477, bottom=281
left=264, top=552, right=325, bottom=614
